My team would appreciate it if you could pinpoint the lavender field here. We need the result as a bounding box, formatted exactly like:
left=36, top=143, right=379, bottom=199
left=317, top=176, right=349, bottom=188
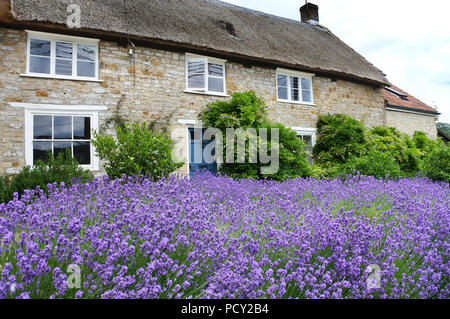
left=0, top=173, right=449, bottom=299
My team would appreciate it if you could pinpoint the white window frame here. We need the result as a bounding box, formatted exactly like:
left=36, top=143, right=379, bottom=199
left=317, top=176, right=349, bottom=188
left=23, top=31, right=101, bottom=82
left=10, top=103, right=106, bottom=171
left=276, top=68, right=315, bottom=105
left=185, top=53, right=228, bottom=97
left=291, top=127, right=317, bottom=163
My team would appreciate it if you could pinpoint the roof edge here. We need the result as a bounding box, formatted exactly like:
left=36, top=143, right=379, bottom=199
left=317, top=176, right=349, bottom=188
left=386, top=104, right=440, bottom=116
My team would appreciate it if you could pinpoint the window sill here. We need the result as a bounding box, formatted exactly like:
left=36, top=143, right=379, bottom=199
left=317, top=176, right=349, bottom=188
left=28, top=164, right=98, bottom=171
left=277, top=99, right=316, bottom=107
left=20, top=73, right=103, bottom=83
left=184, top=90, right=230, bottom=98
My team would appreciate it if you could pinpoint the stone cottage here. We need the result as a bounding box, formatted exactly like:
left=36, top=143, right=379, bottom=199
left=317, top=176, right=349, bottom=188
left=0, top=0, right=439, bottom=176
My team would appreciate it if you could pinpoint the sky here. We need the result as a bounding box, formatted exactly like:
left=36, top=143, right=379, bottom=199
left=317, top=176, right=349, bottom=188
left=221, top=0, right=450, bottom=123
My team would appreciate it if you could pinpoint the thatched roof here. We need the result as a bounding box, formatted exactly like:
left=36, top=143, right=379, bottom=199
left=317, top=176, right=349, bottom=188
left=384, top=85, right=439, bottom=115
left=7, top=0, right=389, bottom=85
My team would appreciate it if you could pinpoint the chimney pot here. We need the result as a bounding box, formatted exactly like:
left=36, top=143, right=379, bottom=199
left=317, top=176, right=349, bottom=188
left=300, top=3, right=319, bottom=23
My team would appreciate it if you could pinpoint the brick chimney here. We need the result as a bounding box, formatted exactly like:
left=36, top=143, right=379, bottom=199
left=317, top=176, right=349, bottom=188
left=300, top=3, right=319, bottom=23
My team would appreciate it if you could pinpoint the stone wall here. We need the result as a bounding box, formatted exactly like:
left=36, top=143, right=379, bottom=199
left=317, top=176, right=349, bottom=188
left=0, top=27, right=387, bottom=175
left=386, top=109, right=437, bottom=139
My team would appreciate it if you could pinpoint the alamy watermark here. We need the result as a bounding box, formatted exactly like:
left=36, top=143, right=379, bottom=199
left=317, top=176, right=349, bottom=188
left=366, top=264, right=381, bottom=290
left=67, top=264, right=81, bottom=289
left=64, top=1, right=81, bottom=29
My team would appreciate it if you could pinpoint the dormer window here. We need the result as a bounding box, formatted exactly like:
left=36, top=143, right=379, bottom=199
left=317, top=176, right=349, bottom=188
left=276, top=68, right=314, bottom=105
left=25, top=31, right=100, bottom=81
left=185, top=54, right=227, bottom=96
left=385, top=87, right=408, bottom=101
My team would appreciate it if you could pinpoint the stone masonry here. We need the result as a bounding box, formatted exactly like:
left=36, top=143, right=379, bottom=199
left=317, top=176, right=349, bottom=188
left=386, top=110, right=438, bottom=139
left=0, top=27, right=396, bottom=175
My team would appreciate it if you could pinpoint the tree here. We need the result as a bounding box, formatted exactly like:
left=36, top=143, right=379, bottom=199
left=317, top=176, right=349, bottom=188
left=313, top=114, right=366, bottom=166
left=200, top=91, right=310, bottom=180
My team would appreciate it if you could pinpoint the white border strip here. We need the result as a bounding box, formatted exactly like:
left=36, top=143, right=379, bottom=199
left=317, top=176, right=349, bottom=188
left=276, top=67, right=315, bottom=77
left=178, top=119, right=201, bottom=125
left=386, top=107, right=437, bottom=117
left=9, top=102, right=108, bottom=112
left=26, top=30, right=100, bottom=44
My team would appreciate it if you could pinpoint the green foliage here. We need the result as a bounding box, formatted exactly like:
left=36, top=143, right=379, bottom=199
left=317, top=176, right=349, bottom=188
left=0, top=151, right=90, bottom=203
left=420, top=147, right=450, bottom=182
left=92, top=123, right=183, bottom=180
left=413, top=131, right=445, bottom=156
left=311, top=114, right=447, bottom=180
left=342, top=150, right=403, bottom=179
left=260, top=123, right=311, bottom=181
left=366, top=126, right=421, bottom=175
left=313, top=114, right=366, bottom=166
left=201, top=91, right=267, bottom=130
left=310, top=164, right=330, bottom=180
left=200, top=91, right=310, bottom=181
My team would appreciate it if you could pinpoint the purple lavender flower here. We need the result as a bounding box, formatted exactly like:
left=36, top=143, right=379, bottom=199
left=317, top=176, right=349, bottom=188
left=0, top=173, right=448, bottom=299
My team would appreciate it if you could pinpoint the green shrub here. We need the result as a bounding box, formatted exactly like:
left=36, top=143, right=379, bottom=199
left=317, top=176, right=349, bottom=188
left=420, top=147, right=450, bottom=182
left=201, top=91, right=267, bottom=130
left=0, top=151, right=90, bottom=203
left=313, top=114, right=366, bottom=166
left=366, top=126, right=421, bottom=175
left=0, top=175, right=12, bottom=203
left=311, top=114, right=446, bottom=180
left=342, top=150, right=403, bottom=179
left=200, top=91, right=311, bottom=181
left=261, top=123, right=311, bottom=181
left=413, top=131, right=445, bottom=157
left=92, top=123, right=183, bottom=180
left=310, top=164, right=330, bottom=180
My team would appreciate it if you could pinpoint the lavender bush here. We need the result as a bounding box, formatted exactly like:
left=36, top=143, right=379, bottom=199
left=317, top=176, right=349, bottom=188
left=0, top=173, right=448, bottom=299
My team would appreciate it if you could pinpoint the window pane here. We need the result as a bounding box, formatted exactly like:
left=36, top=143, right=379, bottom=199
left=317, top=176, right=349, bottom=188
left=56, top=42, right=73, bottom=59
left=188, top=74, right=205, bottom=89
left=30, top=56, right=50, bottom=74
left=290, top=76, right=299, bottom=90
left=291, top=89, right=300, bottom=101
left=208, top=77, right=224, bottom=93
left=77, top=61, right=95, bottom=77
left=190, top=128, right=202, bottom=141
left=56, top=59, right=72, bottom=76
left=33, top=115, right=52, bottom=139
left=301, top=78, right=312, bottom=91
left=301, top=78, right=312, bottom=102
left=299, top=135, right=313, bottom=164
left=73, top=117, right=91, bottom=140
left=277, top=74, right=287, bottom=87
left=54, top=142, right=72, bottom=159
left=77, top=45, right=96, bottom=61
left=30, top=39, right=50, bottom=56
left=73, top=142, right=91, bottom=165
left=33, top=142, right=52, bottom=164
left=54, top=116, right=72, bottom=139
left=278, top=87, right=288, bottom=100
left=208, top=63, right=223, bottom=76
left=291, top=77, right=300, bottom=101
left=302, top=135, right=313, bottom=150
left=302, top=90, right=312, bottom=103
left=187, top=60, right=205, bottom=74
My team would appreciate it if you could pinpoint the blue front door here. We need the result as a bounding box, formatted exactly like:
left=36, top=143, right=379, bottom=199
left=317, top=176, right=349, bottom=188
left=189, top=128, right=217, bottom=176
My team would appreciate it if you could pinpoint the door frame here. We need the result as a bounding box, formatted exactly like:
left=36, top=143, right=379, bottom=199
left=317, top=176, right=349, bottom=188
left=186, top=124, right=219, bottom=177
